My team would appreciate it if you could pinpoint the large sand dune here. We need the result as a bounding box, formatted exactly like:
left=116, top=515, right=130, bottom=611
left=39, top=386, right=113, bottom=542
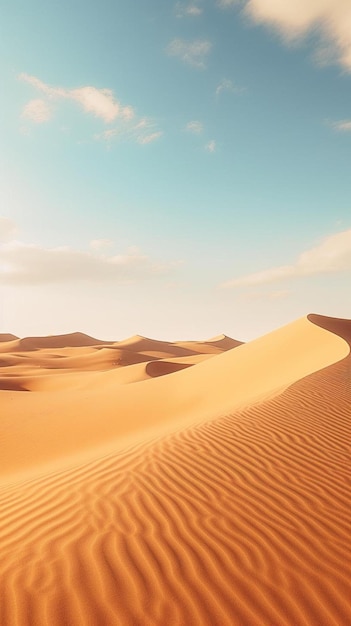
left=0, top=314, right=350, bottom=625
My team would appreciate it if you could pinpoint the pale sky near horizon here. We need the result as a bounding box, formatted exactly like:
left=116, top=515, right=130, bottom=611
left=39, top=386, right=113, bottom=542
left=0, top=0, right=350, bottom=341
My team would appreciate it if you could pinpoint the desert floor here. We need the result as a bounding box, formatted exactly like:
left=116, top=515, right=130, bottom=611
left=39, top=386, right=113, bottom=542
left=0, top=313, right=350, bottom=625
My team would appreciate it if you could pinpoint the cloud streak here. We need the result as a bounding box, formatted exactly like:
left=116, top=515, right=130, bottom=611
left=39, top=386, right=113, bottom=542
left=137, top=131, right=163, bottom=145
left=0, top=236, right=176, bottom=286
left=221, top=228, right=351, bottom=288
left=95, top=118, right=163, bottom=145
left=166, top=39, right=212, bottom=68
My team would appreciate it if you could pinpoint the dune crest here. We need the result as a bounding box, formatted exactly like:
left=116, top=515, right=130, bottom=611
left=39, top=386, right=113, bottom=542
left=203, top=333, right=243, bottom=350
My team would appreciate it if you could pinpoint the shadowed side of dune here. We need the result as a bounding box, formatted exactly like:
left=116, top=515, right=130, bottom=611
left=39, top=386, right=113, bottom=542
left=0, top=378, right=28, bottom=391
left=146, top=360, right=193, bottom=378
left=145, top=354, right=214, bottom=378
left=308, top=313, right=351, bottom=345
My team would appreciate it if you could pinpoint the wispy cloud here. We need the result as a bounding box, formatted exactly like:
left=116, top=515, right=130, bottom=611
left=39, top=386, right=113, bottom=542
left=221, top=228, right=351, bottom=288
left=19, top=74, right=162, bottom=144
left=19, top=73, right=130, bottom=123
left=21, top=99, right=52, bottom=123
left=186, top=120, right=203, bottom=134
left=331, top=119, right=351, bottom=132
left=0, top=236, right=176, bottom=286
left=166, top=39, right=212, bottom=68
left=96, top=118, right=162, bottom=145
left=216, top=78, right=246, bottom=97
left=237, top=1, right=351, bottom=72
left=175, top=2, right=203, bottom=18
left=137, top=131, right=163, bottom=144
left=217, top=0, right=239, bottom=8
left=205, top=139, right=216, bottom=152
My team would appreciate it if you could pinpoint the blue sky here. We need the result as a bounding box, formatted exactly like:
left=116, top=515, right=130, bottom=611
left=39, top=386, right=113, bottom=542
left=1, top=0, right=350, bottom=340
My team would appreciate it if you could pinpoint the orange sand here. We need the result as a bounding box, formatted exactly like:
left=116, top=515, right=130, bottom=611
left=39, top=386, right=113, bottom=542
left=0, top=314, right=350, bottom=625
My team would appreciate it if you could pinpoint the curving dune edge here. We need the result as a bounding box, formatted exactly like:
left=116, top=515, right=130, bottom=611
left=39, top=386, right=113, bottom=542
left=0, top=314, right=350, bottom=625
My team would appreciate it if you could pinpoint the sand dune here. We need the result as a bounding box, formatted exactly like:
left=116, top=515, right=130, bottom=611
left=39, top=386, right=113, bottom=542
left=0, top=334, right=18, bottom=343
left=0, top=332, right=112, bottom=353
left=113, top=334, right=237, bottom=358
left=0, top=315, right=348, bottom=481
left=0, top=314, right=350, bottom=625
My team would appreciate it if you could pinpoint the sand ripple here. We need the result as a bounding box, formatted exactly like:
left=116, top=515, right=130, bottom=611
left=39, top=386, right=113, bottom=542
left=1, top=346, right=350, bottom=625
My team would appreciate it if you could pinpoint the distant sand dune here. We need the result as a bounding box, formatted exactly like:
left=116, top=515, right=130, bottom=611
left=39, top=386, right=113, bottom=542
left=0, top=334, right=18, bottom=343
left=0, top=332, right=112, bottom=353
left=0, top=315, right=350, bottom=625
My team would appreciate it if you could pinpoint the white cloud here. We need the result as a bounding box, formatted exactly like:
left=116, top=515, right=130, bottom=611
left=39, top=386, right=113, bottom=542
left=205, top=139, right=216, bottom=152
left=216, top=1, right=351, bottom=71
left=332, top=119, right=351, bottom=132
left=216, top=78, right=246, bottom=97
left=0, top=238, right=175, bottom=286
left=186, top=120, right=203, bottom=133
left=19, top=74, right=162, bottom=144
left=19, top=73, right=128, bottom=124
left=221, top=228, right=351, bottom=288
left=175, top=2, right=203, bottom=17
left=166, top=39, right=212, bottom=68
left=69, top=87, right=123, bottom=123
left=21, top=99, right=52, bottom=123
left=241, top=0, right=351, bottom=72
left=0, top=217, right=17, bottom=242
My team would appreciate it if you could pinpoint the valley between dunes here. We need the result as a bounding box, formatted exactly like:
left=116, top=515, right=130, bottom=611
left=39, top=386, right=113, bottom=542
left=0, top=313, right=350, bottom=625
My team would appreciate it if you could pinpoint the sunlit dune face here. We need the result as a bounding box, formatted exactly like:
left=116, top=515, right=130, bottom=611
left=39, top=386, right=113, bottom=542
left=0, top=315, right=350, bottom=625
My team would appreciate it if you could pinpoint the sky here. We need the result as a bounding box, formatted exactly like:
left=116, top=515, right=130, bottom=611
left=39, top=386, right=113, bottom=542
left=0, top=0, right=350, bottom=341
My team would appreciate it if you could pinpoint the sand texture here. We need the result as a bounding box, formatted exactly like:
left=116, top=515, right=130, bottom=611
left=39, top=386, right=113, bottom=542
left=0, top=314, right=350, bottom=625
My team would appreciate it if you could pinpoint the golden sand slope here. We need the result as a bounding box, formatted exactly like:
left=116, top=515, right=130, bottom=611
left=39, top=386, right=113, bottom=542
left=0, top=315, right=350, bottom=625
left=0, top=316, right=348, bottom=481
